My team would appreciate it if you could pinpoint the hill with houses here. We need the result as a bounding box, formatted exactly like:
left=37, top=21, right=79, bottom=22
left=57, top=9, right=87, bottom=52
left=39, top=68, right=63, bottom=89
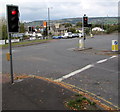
left=24, top=17, right=118, bottom=27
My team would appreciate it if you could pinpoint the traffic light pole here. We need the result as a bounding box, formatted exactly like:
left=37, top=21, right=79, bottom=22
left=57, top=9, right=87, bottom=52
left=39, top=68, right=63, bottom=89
left=6, top=5, right=19, bottom=84
left=82, top=16, right=85, bottom=49
left=8, top=33, right=14, bottom=83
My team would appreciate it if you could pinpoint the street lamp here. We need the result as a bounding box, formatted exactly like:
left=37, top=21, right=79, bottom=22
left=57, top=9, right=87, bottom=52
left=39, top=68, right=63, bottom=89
left=48, top=7, right=52, bottom=37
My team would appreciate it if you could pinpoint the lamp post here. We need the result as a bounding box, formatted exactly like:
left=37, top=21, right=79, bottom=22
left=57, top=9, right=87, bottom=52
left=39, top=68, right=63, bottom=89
left=48, top=7, right=52, bottom=38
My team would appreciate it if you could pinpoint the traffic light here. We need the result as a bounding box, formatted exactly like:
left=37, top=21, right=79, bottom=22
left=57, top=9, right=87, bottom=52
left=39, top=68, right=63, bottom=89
left=43, top=27, right=48, bottom=36
left=83, top=16, right=88, bottom=27
left=88, top=24, right=92, bottom=27
left=7, top=5, right=19, bottom=33
left=28, top=27, right=32, bottom=32
left=32, top=27, right=35, bottom=32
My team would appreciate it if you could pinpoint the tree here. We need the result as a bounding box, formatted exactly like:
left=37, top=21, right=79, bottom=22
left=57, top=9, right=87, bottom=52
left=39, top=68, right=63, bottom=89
left=106, top=24, right=118, bottom=34
left=76, top=22, right=82, bottom=27
left=68, top=28, right=76, bottom=33
left=64, top=23, right=72, bottom=28
left=20, top=23, right=25, bottom=33
left=2, top=24, right=8, bottom=40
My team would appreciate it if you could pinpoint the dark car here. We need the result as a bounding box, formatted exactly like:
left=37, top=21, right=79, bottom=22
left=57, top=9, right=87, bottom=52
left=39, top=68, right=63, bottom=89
left=52, top=36, right=63, bottom=39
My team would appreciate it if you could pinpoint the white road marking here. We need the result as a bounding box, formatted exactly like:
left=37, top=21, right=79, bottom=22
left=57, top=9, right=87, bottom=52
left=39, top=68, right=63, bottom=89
left=55, top=55, right=118, bottom=82
left=55, top=64, right=94, bottom=82
left=96, top=59, right=108, bottom=64
left=12, top=50, right=15, bottom=52
left=12, top=50, right=21, bottom=53
left=109, top=55, right=117, bottom=59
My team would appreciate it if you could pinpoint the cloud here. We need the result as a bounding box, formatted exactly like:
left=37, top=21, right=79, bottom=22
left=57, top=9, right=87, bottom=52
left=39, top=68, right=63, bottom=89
left=1, top=0, right=119, bottom=22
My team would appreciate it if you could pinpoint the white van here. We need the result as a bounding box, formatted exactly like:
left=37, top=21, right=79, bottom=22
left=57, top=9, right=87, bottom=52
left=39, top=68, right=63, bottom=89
left=63, top=32, right=72, bottom=38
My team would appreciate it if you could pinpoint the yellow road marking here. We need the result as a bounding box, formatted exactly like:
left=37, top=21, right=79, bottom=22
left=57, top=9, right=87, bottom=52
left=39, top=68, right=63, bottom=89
left=14, top=74, right=119, bottom=110
left=61, top=81, right=119, bottom=110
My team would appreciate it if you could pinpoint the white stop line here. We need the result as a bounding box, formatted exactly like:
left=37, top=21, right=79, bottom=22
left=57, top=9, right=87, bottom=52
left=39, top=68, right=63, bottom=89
left=54, top=55, right=117, bottom=82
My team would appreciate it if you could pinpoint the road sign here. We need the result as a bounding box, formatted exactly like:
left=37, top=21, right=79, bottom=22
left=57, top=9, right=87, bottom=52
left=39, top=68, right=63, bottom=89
left=43, top=21, right=47, bottom=28
left=112, top=40, right=118, bottom=51
left=114, top=41, right=118, bottom=45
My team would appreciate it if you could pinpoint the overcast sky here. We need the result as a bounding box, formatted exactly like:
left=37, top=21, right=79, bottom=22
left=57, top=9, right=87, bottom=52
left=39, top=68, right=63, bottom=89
left=1, top=0, right=119, bottom=22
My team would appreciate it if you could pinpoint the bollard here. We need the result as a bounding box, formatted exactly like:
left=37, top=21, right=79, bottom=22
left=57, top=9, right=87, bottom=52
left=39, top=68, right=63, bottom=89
left=112, top=40, right=118, bottom=52
left=90, top=34, right=93, bottom=38
left=79, top=38, right=84, bottom=49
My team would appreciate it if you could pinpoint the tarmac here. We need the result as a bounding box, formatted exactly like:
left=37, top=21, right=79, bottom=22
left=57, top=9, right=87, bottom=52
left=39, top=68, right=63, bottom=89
left=2, top=74, right=74, bottom=110
left=2, top=74, right=117, bottom=111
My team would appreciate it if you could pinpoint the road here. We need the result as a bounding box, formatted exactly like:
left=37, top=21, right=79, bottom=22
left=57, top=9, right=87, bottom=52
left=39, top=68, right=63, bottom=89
left=2, top=33, right=119, bottom=108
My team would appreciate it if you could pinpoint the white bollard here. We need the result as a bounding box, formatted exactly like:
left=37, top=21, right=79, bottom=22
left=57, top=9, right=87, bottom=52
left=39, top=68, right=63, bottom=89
left=112, top=40, right=118, bottom=52
left=90, top=34, right=93, bottom=38
left=79, top=38, right=84, bottom=49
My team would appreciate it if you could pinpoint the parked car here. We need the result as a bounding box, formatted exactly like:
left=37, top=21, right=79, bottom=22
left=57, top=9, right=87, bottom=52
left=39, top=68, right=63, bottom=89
left=36, top=33, right=42, bottom=37
left=52, top=36, right=63, bottom=39
left=63, top=32, right=72, bottom=38
left=72, top=33, right=79, bottom=38
left=78, top=33, right=83, bottom=37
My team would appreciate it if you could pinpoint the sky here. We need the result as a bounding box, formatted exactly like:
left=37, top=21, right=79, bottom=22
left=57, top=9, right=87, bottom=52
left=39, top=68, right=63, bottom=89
left=1, top=0, right=119, bottom=22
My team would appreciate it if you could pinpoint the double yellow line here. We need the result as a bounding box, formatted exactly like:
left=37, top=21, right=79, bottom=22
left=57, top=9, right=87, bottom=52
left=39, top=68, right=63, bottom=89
left=14, top=74, right=119, bottom=110
left=61, top=81, right=119, bottom=110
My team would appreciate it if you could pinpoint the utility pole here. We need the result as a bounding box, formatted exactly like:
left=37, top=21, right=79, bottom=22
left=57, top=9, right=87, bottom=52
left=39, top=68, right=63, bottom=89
left=48, top=8, right=50, bottom=31
left=47, top=7, right=52, bottom=38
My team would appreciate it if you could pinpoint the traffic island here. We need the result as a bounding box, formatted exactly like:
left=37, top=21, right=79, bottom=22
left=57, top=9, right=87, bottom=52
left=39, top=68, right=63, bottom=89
left=73, top=48, right=120, bottom=56
left=74, top=47, right=93, bottom=51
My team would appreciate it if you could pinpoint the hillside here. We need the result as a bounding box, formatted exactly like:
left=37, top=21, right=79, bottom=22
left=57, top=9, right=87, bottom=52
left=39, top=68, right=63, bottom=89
left=24, top=17, right=118, bottom=27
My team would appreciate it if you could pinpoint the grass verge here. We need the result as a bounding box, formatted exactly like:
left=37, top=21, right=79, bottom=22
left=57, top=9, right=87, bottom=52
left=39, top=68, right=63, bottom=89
left=1, top=39, right=52, bottom=48
left=66, top=94, right=99, bottom=110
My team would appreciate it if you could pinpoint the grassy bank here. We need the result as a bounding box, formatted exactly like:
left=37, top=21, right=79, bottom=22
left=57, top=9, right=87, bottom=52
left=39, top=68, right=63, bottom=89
left=1, top=39, right=52, bottom=48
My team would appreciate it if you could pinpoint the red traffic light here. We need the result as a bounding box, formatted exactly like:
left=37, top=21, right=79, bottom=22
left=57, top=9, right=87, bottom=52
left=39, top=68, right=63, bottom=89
left=84, top=17, right=87, bottom=21
left=11, top=10, right=17, bottom=15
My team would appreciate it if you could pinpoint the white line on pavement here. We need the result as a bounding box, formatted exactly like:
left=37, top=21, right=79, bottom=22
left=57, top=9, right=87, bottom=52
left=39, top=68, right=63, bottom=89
left=55, top=64, right=94, bottom=82
left=96, top=59, right=108, bottom=64
left=54, top=55, right=118, bottom=82
left=109, top=55, right=117, bottom=59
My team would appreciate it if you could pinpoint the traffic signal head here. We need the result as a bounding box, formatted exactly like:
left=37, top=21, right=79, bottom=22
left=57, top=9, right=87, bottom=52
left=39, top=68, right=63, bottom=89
left=28, top=27, right=32, bottom=32
left=83, top=16, right=88, bottom=27
left=7, top=5, right=19, bottom=33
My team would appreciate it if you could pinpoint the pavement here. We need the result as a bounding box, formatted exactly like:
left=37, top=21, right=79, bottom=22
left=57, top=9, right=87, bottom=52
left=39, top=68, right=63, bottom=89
left=2, top=74, right=117, bottom=111
left=2, top=74, right=74, bottom=110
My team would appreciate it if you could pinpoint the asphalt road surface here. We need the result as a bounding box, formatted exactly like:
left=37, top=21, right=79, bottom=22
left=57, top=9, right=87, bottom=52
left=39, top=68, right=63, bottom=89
left=2, top=33, right=119, bottom=108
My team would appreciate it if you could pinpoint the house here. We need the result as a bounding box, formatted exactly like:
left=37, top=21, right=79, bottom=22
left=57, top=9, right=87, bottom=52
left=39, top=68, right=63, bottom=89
left=92, top=27, right=105, bottom=32
left=50, top=24, right=67, bottom=35
left=76, top=28, right=83, bottom=33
